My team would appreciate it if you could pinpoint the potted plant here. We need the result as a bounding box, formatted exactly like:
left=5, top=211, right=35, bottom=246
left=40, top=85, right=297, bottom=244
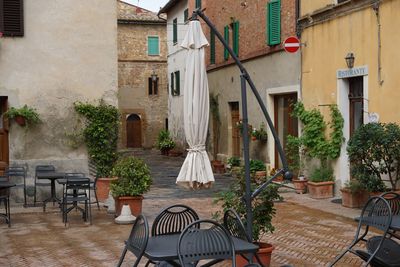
left=74, top=100, right=120, bottom=202
left=227, top=156, right=241, bottom=178
left=340, top=179, right=369, bottom=208
left=249, top=159, right=267, bottom=180
left=251, top=123, right=268, bottom=142
left=307, top=166, right=335, bottom=198
left=5, top=105, right=40, bottom=127
left=213, top=168, right=281, bottom=266
left=210, top=93, right=225, bottom=173
left=156, top=129, right=176, bottom=155
left=286, top=135, right=307, bottom=194
left=110, top=156, right=152, bottom=216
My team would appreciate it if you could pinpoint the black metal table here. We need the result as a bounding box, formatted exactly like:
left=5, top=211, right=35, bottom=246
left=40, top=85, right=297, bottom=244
left=144, top=234, right=259, bottom=266
left=36, top=172, right=65, bottom=211
left=0, top=182, right=16, bottom=226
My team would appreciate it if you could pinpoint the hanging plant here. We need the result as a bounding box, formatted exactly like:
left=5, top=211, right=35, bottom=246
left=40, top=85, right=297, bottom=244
left=5, top=105, right=40, bottom=127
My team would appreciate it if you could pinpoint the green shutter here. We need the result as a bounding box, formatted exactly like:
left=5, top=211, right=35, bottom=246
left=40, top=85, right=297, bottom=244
left=175, top=71, right=180, bottom=95
left=148, top=36, right=159, bottom=55
left=210, top=31, right=215, bottom=64
left=233, top=21, right=239, bottom=56
left=173, top=18, right=178, bottom=44
left=195, top=0, right=202, bottom=9
left=171, top=73, right=174, bottom=95
left=184, top=9, right=189, bottom=22
left=224, top=25, right=229, bottom=60
left=267, top=0, right=281, bottom=46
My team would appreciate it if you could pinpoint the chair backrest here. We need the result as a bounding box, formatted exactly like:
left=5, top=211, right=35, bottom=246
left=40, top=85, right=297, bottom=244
left=223, top=208, right=251, bottom=242
left=35, top=165, right=56, bottom=175
left=5, top=166, right=26, bottom=178
left=178, top=219, right=236, bottom=266
left=151, top=204, right=199, bottom=236
left=380, top=192, right=400, bottom=215
left=358, top=196, right=392, bottom=233
left=126, top=214, right=149, bottom=258
left=65, top=173, right=85, bottom=179
left=65, top=177, right=91, bottom=191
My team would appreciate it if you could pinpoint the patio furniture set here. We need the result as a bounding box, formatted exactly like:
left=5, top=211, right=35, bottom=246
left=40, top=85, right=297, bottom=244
left=0, top=164, right=99, bottom=227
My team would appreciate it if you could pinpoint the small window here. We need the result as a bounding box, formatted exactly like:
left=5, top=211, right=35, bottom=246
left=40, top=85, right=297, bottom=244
left=267, top=0, right=281, bottom=46
left=184, top=9, right=189, bottom=23
left=173, top=18, right=178, bottom=44
left=148, top=36, right=159, bottom=55
left=195, top=0, right=202, bottom=9
left=0, top=0, right=24, bottom=37
left=148, top=77, right=159, bottom=95
left=224, top=25, right=229, bottom=60
left=171, top=71, right=180, bottom=96
left=210, top=31, right=215, bottom=64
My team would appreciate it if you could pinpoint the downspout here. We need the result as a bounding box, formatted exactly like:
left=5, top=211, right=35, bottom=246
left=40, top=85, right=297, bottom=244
left=373, top=2, right=384, bottom=86
left=296, top=0, right=302, bottom=100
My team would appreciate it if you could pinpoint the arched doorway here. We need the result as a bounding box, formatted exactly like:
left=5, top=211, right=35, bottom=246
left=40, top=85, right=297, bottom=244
left=126, top=114, right=142, bottom=148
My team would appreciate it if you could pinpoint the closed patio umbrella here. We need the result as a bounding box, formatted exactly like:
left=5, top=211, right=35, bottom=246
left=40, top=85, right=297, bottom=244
left=176, top=20, right=215, bottom=188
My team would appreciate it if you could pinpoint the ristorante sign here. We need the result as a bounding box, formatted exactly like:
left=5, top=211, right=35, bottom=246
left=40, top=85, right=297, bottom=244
left=337, top=66, right=368, bottom=79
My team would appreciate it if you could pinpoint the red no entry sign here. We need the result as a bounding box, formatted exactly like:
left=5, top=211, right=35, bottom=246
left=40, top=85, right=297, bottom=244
left=284, top=36, right=300, bottom=53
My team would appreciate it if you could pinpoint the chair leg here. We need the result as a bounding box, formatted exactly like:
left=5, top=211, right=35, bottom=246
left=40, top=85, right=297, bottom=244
left=7, top=197, right=10, bottom=227
left=116, top=247, right=128, bottom=267
left=93, top=189, right=100, bottom=210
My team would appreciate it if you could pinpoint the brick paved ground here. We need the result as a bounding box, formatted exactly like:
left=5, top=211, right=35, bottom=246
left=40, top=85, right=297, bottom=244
left=0, top=149, right=368, bottom=266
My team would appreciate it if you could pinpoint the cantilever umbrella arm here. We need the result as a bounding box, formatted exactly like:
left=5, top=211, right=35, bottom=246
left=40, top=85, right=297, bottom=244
left=192, top=9, right=292, bottom=238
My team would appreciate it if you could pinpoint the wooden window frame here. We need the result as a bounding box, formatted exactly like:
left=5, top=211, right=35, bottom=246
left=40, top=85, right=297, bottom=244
left=173, top=18, right=178, bottom=45
left=267, top=0, right=281, bottom=46
left=210, top=31, right=215, bottom=64
left=148, top=77, right=159, bottom=95
left=184, top=8, right=189, bottom=23
left=0, top=0, right=24, bottom=37
left=224, top=25, right=229, bottom=60
left=147, top=36, right=160, bottom=56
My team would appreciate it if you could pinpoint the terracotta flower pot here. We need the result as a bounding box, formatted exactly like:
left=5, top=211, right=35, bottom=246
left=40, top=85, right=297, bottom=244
left=251, top=136, right=257, bottom=141
left=308, top=181, right=334, bottom=199
left=236, top=242, right=274, bottom=267
left=96, top=177, right=118, bottom=202
left=211, top=160, right=225, bottom=174
left=114, top=195, right=144, bottom=216
left=293, top=179, right=308, bottom=194
left=255, top=171, right=266, bottom=182
left=341, top=188, right=369, bottom=208
left=14, top=115, right=26, bottom=126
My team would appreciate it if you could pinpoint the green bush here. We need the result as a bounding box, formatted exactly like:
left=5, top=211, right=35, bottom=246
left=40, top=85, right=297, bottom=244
left=249, top=159, right=266, bottom=172
left=227, top=156, right=241, bottom=167
left=156, top=130, right=176, bottom=151
left=5, top=105, right=40, bottom=126
left=251, top=123, right=268, bottom=141
left=343, top=179, right=366, bottom=194
left=74, top=100, right=119, bottom=177
left=309, top=166, right=334, bottom=183
left=110, top=156, right=152, bottom=197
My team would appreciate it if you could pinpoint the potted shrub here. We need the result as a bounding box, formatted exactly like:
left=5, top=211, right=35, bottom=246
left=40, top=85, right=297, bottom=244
left=249, top=159, right=266, bottom=180
left=5, top=105, right=40, bottom=127
left=307, top=166, right=335, bottom=199
left=340, top=179, right=369, bottom=208
left=227, top=156, right=241, bottom=178
left=286, top=135, right=308, bottom=194
left=213, top=168, right=281, bottom=266
left=156, top=129, right=176, bottom=155
left=110, top=156, right=152, bottom=216
left=210, top=93, right=225, bottom=173
left=251, top=123, right=268, bottom=142
left=74, top=100, right=120, bottom=202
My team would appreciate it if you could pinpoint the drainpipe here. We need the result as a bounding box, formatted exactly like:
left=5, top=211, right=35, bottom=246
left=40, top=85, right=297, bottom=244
left=373, top=2, right=384, bottom=86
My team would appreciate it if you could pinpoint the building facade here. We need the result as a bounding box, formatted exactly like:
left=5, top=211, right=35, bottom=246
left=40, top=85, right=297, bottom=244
left=117, top=1, right=168, bottom=149
left=0, top=0, right=118, bottom=200
left=299, top=0, right=400, bottom=191
left=159, top=0, right=189, bottom=149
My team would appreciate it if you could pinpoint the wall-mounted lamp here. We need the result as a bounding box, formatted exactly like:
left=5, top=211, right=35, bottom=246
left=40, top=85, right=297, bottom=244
left=345, top=52, right=355, bottom=69
left=151, top=69, right=158, bottom=82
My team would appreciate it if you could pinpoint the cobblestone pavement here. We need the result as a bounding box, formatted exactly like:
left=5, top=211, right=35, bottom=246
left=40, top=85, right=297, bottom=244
left=0, top=149, right=367, bottom=266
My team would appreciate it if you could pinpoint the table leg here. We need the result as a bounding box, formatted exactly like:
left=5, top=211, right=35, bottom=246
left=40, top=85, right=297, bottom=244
left=43, top=179, right=61, bottom=212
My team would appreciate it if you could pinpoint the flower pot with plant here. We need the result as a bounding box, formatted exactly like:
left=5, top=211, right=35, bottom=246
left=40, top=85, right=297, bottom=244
left=308, top=166, right=335, bottom=199
left=286, top=135, right=308, bottom=193
left=340, top=180, right=369, bottom=208
left=251, top=123, right=268, bottom=142
left=74, top=100, right=120, bottom=201
left=249, top=159, right=267, bottom=181
left=5, top=105, right=40, bottom=127
left=110, top=156, right=152, bottom=216
left=227, top=156, right=241, bottom=178
left=213, top=168, right=281, bottom=267
left=156, top=129, right=176, bottom=155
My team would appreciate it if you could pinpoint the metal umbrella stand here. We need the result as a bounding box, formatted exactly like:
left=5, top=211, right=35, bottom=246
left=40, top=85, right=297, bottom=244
left=191, top=9, right=292, bottom=239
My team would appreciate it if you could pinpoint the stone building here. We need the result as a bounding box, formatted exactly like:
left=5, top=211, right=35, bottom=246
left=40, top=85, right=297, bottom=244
left=184, top=0, right=301, bottom=168
left=0, top=0, right=118, bottom=200
left=118, top=1, right=168, bottom=149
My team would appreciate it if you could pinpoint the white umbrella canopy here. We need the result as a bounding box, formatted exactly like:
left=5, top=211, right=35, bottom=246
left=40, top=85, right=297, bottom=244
left=176, top=20, right=215, bottom=189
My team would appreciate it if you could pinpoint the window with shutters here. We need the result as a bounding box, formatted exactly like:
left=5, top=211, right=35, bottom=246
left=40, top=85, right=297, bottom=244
left=0, top=0, right=24, bottom=37
left=148, top=36, right=159, bottom=56
left=170, top=73, right=174, bottom=95
left=210, top=31, right=215, bottom=64
left=232, top=21, right=239, bottom=56
left=195, top=0, right=201, bottom=9
left=148, top=77, right=159, bottom=95
left=267, top=0, right=281, bottom=46
left=184, top=8, right=189, bottom=23
left=173, top=18, right=178, bottom=44
left=171, top=71, right=180, bottom=96
left=224, top=25, right=229, bottom=60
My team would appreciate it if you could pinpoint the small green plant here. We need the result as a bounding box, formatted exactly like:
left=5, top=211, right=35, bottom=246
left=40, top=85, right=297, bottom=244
left=110, top=156, right=152, bottom=197
left=227, top=156, right=241, bottom=167
left=249, top=159, right=266, bottom=172
left=156, top=130, right=176, bottom=151
left=309, top=166, right=334, bottom=183
left=343, top=179, right=366, bottom=194
left=5, top=105, right=40, bottom=126
left=285, top=135, right=302, bottom=176
left=251, top=123, right=268, bottom=141
left=236, top=120, right=252, bottom=137
left=210, top=93, right=221, bottom=160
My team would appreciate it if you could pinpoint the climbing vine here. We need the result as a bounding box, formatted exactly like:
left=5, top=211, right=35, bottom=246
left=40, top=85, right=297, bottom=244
left=291, top=102, right=344, bottom=168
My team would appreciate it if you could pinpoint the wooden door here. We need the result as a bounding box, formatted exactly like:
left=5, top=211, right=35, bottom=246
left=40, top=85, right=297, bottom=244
left=126, top=114, right=142, bottom=148
left=349, top=76, right=363, bottom=137
left=274, top=93, right=298, bottom=169
left=230, top=102, right=240, bottom=157
left=0, top=97, right=9, bottom=175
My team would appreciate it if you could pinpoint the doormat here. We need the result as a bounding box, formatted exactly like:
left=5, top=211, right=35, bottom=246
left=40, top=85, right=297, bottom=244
left=331, top=198, right=342, bottom=204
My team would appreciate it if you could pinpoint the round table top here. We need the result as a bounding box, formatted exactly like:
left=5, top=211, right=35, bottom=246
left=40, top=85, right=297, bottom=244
left=0, top=182, right=16, bottom=189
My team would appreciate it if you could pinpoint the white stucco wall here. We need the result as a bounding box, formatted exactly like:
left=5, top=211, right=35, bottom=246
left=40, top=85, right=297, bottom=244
left=0, top=0, right=118, bottom=193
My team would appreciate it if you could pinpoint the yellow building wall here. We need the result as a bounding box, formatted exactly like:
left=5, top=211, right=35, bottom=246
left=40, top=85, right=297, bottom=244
left=301, top=0, right=400, bottom=124
left=301, top=0, right=335, bottom=16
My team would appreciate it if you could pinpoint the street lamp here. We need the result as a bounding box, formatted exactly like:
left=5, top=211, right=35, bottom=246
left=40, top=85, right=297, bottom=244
left=151, top=69, right=158, bottom=82
left=345, top=52, right=355, bottom=68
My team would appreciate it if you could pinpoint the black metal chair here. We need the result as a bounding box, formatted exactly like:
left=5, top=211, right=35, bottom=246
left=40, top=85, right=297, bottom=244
left=329, top=196, right=400, bottom=267
left=0, top=185, right=11, bottom=227
left=34, top=165, right=55, bottom=205
left=224, top=208, right=263, bottom=266
left=62, top=177, right=91, bottom=226
left=117, top=214, right=149, bottom=267
left=178, top=219, right=236, bottom=267
left=5, top=166, right=26, bottom=206
left=88, top=161, right=100, bottom=210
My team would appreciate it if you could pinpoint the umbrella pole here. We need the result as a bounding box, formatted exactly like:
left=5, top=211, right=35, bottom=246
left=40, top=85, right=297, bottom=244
left=240, top=74, right=253, bottom=239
